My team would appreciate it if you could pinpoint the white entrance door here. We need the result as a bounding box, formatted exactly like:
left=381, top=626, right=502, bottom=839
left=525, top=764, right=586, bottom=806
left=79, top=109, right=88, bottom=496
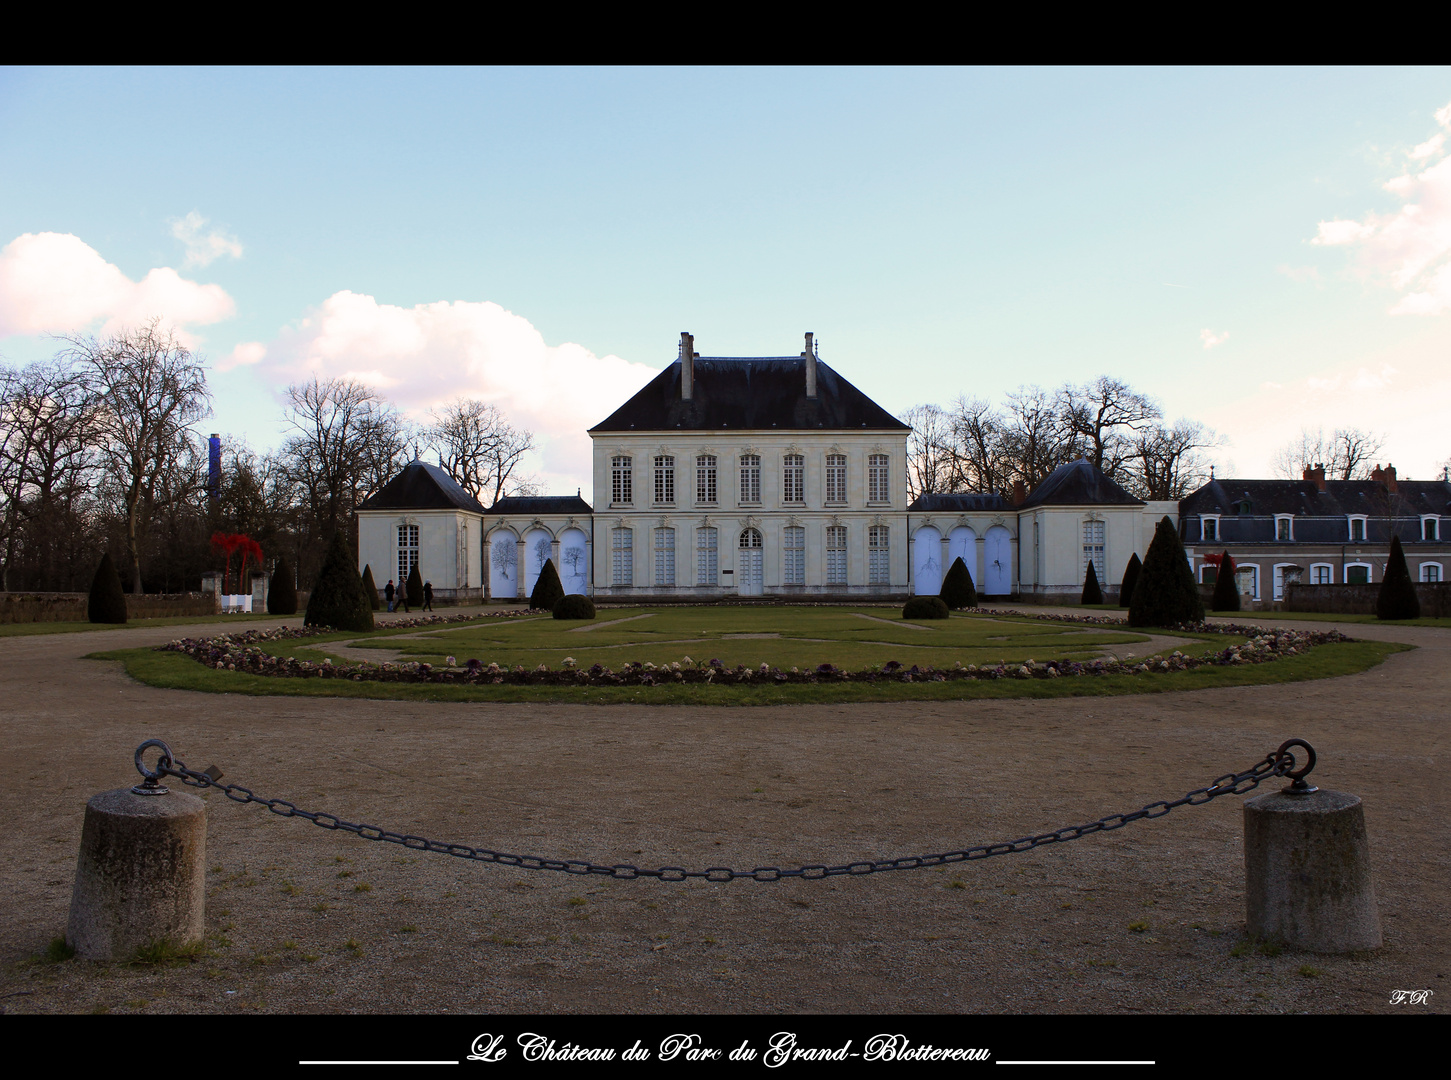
left=738, top=529, right=763, bottom=596
left=983, top=525, right=1013, bottom=596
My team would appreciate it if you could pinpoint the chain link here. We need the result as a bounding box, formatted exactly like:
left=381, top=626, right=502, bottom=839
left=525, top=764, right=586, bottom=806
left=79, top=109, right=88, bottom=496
left=146, top=743, right=1299, bottom=883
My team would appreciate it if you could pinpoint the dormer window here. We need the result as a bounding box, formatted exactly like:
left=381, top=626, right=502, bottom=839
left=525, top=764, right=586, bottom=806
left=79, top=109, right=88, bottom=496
left=1201, top=516, right=1219, bottom=543
left=1348, top=515, right=1367, bottom=543
left=1237, top=499, right=1252, bottom=515
left=1275, top=515, right=1293, bottom=542
left=1422, top=516, right=1439, bottom=542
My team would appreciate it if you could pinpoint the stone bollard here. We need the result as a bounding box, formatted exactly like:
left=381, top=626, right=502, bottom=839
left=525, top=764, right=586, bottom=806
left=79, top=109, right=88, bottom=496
left=66, top=783, right=207, bottom=961
left=1243, top=787, right=1381, bottom=953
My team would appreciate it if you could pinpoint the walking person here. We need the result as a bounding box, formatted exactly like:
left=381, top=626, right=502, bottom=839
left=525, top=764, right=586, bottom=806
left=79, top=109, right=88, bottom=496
left=423, top=580, right=434, bottom=611
left=384, top=579, right=396, bottom=613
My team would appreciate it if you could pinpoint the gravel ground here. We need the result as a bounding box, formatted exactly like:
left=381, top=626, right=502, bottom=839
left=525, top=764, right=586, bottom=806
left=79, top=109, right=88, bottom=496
left=1, top=609, right=1444, bottom=1027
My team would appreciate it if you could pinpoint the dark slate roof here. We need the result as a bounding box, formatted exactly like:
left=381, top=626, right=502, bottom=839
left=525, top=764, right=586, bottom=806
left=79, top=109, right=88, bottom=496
left=908, top=493, right=1010, bottom=513
left=1180, top=478, right=1451, bottom=518
left=1018, top=460, right=1144, bottom=509
left=588, top=357, right=911, bottom=433
left=1178, top=478, right=1451, bottom=544
left=483, top=495, right=594, bottom=516
left=357, top=461, right=487, bottom=514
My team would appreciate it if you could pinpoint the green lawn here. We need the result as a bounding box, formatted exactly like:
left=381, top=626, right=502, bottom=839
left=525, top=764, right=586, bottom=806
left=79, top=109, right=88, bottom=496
left=88, top=605, right=1407, bottom=704
left=329, top=606, right=1173, bottom=672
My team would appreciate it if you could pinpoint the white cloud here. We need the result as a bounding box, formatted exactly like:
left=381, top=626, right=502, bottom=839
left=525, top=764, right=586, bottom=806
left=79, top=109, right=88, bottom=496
left=253, top=291, right=659, bottom=496
left=218, top=341, right=267, bottom=372
left=0, top=232, right=235, bottom=341
left=1198, top=326, right=1450, bottom=479
left=170, top=211, right=243, bottom=268
left=1311, top=100, right=1451, bottom=314
left=1410, top=132, right=1446, bottom=161
left=1200, top=328, right=1229, bottom=349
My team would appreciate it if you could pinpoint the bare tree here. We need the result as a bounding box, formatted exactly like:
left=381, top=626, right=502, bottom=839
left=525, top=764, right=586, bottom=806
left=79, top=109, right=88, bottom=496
left=1059, top=376, right=1161, bottom=479
left=1271, top=426, right=1386, bottom=481
left=279, top=377, right=410, bottom=551
left=64, top=320, right=210, bottom=593
left=945, top=395, right=1008, bottom=496
left=1, top=361, right=102, bottom=590
left=901, top=403, right=957, bottom=502
left=999, top=385, right=1081, bottom=489
left=423, top=398, right=535, bottom=505
left=1131, top=419, right=1222, bottom=500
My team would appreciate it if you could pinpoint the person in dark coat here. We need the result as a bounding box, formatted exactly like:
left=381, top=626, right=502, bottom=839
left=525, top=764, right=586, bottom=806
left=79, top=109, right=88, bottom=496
left=422, top=580, right=434, bottom=611
left=384, top=579, right=396, bottom=613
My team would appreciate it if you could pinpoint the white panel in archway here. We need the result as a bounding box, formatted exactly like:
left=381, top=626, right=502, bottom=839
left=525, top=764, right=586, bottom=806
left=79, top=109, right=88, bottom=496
left=523, top=528, right=553, bottom=598
left=489, top=531, right=518, bottom=600
left=559, top=528, right=589, bottom=595
left=912, top=525, right=943, bottom=596
left=983, top=525, right=1013, bottom=596
left=946, top=526, right=977, bottom=585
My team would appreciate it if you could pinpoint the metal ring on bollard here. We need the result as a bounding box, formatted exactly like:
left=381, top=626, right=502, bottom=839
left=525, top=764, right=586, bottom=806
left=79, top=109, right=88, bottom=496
left=1275, top=738, right=1318, bottom=794
left=131, top=739, right=175, bottom=796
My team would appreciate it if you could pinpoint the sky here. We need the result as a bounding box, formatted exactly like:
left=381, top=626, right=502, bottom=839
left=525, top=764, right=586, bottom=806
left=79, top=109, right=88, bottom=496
left=2, top=66, right=1449, bottom=499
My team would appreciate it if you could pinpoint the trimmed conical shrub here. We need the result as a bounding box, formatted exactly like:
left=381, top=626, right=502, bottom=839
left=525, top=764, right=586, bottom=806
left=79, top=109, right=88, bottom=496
left=360, top=563, right=380, bottom=611
left=940, top=556, right=978, bottom=609
left=1377, top=535, right=1420, bottom=620
left=530, top=558, right=565, bottom=611
left=1081, top=560, right=1104, bottom=605
left=553, top=594, right=596, bottom=620
left=1128, top=516, right=1205, bottom=627
left=304, top=531, right=375, bottom=632
left=406, top=562, right=423, bottom=608
left=1119, top=553, right=1142, bottom=609
left=268, top=555, right=298, bottom=615
left=87, top=552, right=128, bottom=624
left=1211, top=550, right=1240, bottom=612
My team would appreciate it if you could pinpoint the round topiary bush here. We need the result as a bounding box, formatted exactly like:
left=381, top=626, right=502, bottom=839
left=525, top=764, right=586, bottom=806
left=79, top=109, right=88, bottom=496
left=553, top=593, right=596, bottom=620
left=359, top=563, right=380, bottom=612
left=1128, top=516, right=1205, bottom=628
left=1119, top=552, right=1142, bottom=609
left=1377, top=535, right=1420, bottom=620
left=268, top=554, right=299, bottom=615
left=1210, top=550, right=1240, bottom=612
left=531, top=558, right=566, bottom=611
left=940, top=556, right=978, bottom=609
left=87, top=552, right=128, bottom=624
left=902, top=595, right=949, bottom=620
left=304, top=530, right=375, bottom=632
left=1081, top=560, right=1104, bottom=605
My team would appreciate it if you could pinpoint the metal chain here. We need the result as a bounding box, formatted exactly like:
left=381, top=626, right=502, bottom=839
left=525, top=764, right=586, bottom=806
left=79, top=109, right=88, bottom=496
left=134, top=738, right=1313, bottom=883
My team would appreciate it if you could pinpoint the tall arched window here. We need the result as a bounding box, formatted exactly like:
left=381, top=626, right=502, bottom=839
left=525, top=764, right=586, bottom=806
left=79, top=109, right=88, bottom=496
left=868, top=525, right=889, bottom=584
left=783, top=454, right=804, bottom=504
left=826, top=525, right=847, bottom=584
left=739, top=455, right=761, bottom=504
left=783, top=525, right=805, bottom=584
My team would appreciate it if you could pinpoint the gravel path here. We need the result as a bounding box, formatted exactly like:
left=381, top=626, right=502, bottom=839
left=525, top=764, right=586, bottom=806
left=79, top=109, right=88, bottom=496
left=1, top=611, right=1444, bottom=1016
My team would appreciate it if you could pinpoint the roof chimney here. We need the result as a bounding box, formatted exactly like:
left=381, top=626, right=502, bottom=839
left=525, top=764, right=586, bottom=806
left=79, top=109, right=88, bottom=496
left=1012, top=479, right=1027, bottom=506
left=803, top=332, right=816, bottom=398
left=1384, top=463, right=1398, bottom=494
left=680, top=331, right=694, bottom=400
left=1303, top=463, right=1326, bottom=492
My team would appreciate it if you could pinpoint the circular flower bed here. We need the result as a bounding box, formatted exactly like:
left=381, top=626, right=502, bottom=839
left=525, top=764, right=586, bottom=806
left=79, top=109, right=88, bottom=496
left=159, top=617, right=1353, bottom=689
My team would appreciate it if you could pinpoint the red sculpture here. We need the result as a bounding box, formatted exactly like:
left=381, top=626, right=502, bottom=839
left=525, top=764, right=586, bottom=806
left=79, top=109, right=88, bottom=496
left=211, top=532, right=264, bottom=595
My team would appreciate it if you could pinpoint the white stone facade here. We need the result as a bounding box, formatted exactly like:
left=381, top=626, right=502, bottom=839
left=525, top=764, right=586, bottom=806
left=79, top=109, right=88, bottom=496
left=482, top=514, right=592, bottom=600
left=357, top=508, right=483, bottom=603
left=589, top=432, right=910, bottom=598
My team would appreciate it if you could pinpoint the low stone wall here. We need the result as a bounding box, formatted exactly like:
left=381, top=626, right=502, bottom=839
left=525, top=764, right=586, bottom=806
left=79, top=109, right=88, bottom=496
left=1284, top=582, right=1451, bottom=617
left=0, top=592, right=221, bottom=624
